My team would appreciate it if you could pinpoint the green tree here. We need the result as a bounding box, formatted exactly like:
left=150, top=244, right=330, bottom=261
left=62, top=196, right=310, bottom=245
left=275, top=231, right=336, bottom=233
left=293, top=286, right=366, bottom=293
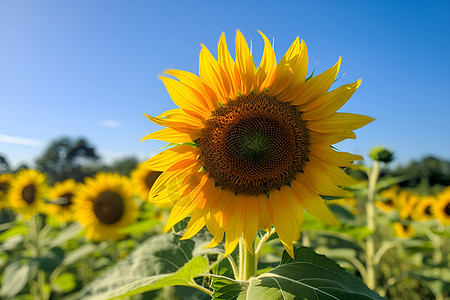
left=0, top=153, right=10, bottom=173
left=35, top=137, right=100, bottom=183
left=100, top=156, right=138, bottom=176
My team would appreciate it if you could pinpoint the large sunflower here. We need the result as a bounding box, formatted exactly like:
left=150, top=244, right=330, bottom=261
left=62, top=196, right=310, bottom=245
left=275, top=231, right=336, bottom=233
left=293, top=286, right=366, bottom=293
left=73, top=172, right=138, bottom=241
left=0, top=173, right=13, bottom=209
left=434, top=187, right=450, bottom=226
left=130, top=162, right=163, bottom=202
left=8, top=169, right=48, bottom=219
left=142, top=31, right=373, bottom=257
left=47, top=178, right=79, bottom=222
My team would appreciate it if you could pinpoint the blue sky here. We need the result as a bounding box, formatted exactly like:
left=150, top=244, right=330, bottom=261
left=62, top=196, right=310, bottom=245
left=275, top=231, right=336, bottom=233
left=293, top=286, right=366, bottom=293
left=1, top=0, right=449, bottom=168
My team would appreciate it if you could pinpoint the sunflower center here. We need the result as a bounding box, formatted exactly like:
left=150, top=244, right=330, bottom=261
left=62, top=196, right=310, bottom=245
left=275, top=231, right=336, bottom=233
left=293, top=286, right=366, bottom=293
left=424, top=205, right=432, bottom=216
left=145, top=171, right=163, bottom=190
left=445, top=203, right=450, bottom=216
left=22, top=184, right=36, bottom=204
left=60, top=193, right=74, bottom=206
left=93, top=191, right=124, bottom=224
left=0, top=182, right=9, bottom=193
left=198, top=93, right=310, bottom=196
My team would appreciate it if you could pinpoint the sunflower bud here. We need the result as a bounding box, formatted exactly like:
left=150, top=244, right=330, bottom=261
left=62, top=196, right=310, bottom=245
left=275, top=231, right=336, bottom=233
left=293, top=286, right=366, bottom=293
left=369, top=146, right=394, bottom=163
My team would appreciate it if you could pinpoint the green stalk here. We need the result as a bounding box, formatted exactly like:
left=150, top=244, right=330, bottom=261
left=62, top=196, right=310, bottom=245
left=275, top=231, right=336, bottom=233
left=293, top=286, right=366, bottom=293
left=366, top=160, right=381, bottom=290
left=238, top=237, right=256, bottom=281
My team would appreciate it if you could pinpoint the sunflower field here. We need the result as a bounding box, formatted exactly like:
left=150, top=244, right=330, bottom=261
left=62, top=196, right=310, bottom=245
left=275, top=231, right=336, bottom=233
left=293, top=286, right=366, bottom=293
left=1, top=31, right=449, bottom=300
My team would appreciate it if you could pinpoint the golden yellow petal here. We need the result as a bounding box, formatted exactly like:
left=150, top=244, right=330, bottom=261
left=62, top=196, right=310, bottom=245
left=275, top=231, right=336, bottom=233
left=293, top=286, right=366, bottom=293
left=218, top=32, right=237, bottom=99
left=199, top=45, right=232, bottom=103
left=234, top=30, right=255, bottom=94
left=163, top=173, right=208, bottom=231
left=269, top=37, right=301, bottom=95
left=164, top=70, right=219, bottom=111
left=277, top=39, right=309, bottom=101
left=291, top=179, right=340, bottom=226
left=302, top=80, right=361, bottom=120
left=141, top=127, right=200, bottom=144
left=255, top=31, right=277, bottom=91
left=160, top=76, right=211, bottom=120
left=307, top=113, right=375, bottom=133
left=291, top=58, right=341, bottom=106
left=181, top=209, right=206, bottom=240
left=145, top=145, right=199, bottom=172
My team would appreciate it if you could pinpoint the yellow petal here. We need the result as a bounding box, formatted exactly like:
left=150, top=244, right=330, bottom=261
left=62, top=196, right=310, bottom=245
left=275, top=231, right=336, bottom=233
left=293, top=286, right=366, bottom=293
left=160, top=76, right=211, bottom=120
left=301, top=160, right=351, bottom=197
left=256, top=31, right=277, bottom=91
left=234, top=30, right=255, bottom=94
left=144, top=145, right=199, bottom=172
left=291, top=58, right=341, bottom=106
left=307, top=112, right=375, bottom=133
left=269, top=37, right=301, bottom=95
left=144, top=112, right=203, bottom=133
left=243, top=196, right=259, bottom=254
left=165, top=70, right=218, bottom=111
left=291, top=179, right=340, bottom=227
left=302, top=80, right=361, bottom=120
left=181, top=209, right=206, bottom=240
left=218, top=32, right=237, bottom=99
left=271, top=187, right=303, bottom=258
left=276, top=39, right=309, bottom=102
left=199, top=45, right=232, bottom=103
left=163, top=173, right=208, bottom=231
left=141, top=127, right=200, bottom=144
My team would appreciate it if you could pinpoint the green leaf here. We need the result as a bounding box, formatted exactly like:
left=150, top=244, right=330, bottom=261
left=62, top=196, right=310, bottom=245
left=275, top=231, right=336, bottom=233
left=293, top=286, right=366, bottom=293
left=213, top=247, right=383, bottom=299
left=1, top=261, right=31, bottom=299
left=0, top=224, right=28, bottom=241
left=48, top=222, right=83, bottom=248
left=78, top=232, right=213, bottom=299
left=52, top=272, right=77, bottom=293
left=118, top=219, right=160, bottom=234
left=62, top=243, right=97, bottom=266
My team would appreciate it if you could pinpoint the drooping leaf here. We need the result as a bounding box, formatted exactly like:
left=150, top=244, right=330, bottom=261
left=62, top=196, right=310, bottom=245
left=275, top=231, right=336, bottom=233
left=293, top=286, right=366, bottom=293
left=77, top=231, right=216, bottom=300
left=213, top=247, right=383, bottom=300
left=1, top=261, right=31, bottom=299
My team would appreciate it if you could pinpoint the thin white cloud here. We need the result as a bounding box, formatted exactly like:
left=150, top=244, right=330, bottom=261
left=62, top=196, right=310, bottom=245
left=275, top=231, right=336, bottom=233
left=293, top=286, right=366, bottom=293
left=0, top=134, right=45, bottom=147
left=100, top=119, right=123, bottom=128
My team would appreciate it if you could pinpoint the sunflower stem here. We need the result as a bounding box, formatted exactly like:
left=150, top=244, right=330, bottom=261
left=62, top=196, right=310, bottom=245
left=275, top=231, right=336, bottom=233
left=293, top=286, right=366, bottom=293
left=365, top=160, right=381, bottom=290
left=238, top=237, right=256, bottom=281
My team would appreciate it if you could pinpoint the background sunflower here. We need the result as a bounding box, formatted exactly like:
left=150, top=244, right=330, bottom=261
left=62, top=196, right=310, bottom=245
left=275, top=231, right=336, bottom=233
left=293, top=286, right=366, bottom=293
left=47, top=178, right=79, bottom=222
left=130, top=163, right=162, bottom=203
left=8, top=169, right=48, bottom=219
left=434, top=187, right=450, bottom=225
left=0, top=173, right=13, bottom=210
left=73, top=172, right=138, bottom=241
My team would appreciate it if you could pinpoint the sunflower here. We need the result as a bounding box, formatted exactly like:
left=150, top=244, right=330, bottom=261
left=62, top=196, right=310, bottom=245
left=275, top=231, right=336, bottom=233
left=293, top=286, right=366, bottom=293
left=398, top=191, right=420, bottom=220
left=328, top=197, right=357, bottom=215
left=73, top=172, right=138, bottom=241
left=142, top=31, right=373, bottom=257
left=8, top=169, right=48, bottom=219
left=47, top=178, right=79, bottom=222
left=0, top=173, right=13, bottom=209
left=434, top=187, right=450, bottom=225
left=376, top=185, right=399, bottom=212
left=393, top=222, right=415, bottom=238
left=412, top=196, right=436, bottom=221
left=130, top=162, right=163, bottom=202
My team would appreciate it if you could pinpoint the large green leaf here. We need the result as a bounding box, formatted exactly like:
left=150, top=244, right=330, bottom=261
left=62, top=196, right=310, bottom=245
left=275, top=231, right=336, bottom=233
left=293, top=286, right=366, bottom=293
left=76, top=232, right=216, bottom=300
left=0, top=260, right=31, bottom=299
left=213, top=247, right=383, bottom=299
